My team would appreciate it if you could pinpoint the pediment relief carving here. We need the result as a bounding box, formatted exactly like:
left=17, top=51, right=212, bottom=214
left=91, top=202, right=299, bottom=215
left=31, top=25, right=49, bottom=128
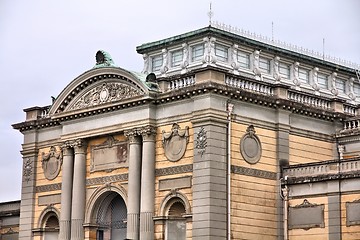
left=42, top=146, right=63, bottom=180
left=162, top=123, right=189, bottom=162
left=68, top=82, right=144, bottom=111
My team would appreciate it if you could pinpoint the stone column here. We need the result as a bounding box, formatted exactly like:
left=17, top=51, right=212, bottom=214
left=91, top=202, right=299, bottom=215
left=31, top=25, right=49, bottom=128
left=125, top=130, right=142, bottom=240
left=139, top=126, right=156, bottom=240
left=70, top=139, right=87, bottom=240
left=59, top=142, right=74, bottom=240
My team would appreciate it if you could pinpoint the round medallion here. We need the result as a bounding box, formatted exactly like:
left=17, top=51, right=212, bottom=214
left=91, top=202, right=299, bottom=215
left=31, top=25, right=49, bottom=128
left=240, top=126, right=262, bottom=164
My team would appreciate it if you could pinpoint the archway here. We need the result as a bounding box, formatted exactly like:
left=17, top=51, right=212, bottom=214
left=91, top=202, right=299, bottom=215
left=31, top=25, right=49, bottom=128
left=96, top=192, right=127, bottom=239
left=37, top=206, right=60, bottom=240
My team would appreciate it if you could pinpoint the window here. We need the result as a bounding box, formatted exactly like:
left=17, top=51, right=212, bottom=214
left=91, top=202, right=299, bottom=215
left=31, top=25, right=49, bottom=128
left=166, top=201, right=186, bottom=240
left=171, top=50, right=183, bottom=67
left=152, top=55, right=163, bottom=72
left=237, top=51, right=250, bottom=69
left=317, top=73, right=328, bottom=89
left=299, top=68, right=310, bottom=83
left=354, top=83, right=360, bottom=96
left=259, top=57, right=270, bottom=73
left=191, top=43, right=204, bottom=62
left=336, top=79, right=346, bottom=93
left=279, top=63, right=290, bottom=79
left=215, top=43, right=228, bottom=62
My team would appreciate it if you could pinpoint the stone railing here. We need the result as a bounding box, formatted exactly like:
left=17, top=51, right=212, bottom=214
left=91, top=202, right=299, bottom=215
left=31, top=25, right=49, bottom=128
left=225, top=76, right=274, bottom=96
left=168, top=76, right=195, bottom=91
left=287, top=91, right=331, bottom=110
left=283, top=158, right=360, bottom=179
left=343, top=119, right=360, bottom=131
left=343, top=104, right=356, bottom=115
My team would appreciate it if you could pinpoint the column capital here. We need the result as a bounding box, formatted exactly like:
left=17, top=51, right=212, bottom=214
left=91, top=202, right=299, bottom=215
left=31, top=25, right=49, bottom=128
left=139, top=125, right=156, bottom=142
left=61, top=141, right=73, bottom=156
left=73, top=139, right=87, bottom=154
left=124, top=129, right=142, bottom=144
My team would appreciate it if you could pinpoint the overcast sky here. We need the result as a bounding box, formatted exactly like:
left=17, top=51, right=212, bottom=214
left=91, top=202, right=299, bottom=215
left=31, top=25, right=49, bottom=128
left=0, top=0, right=359, bottom=202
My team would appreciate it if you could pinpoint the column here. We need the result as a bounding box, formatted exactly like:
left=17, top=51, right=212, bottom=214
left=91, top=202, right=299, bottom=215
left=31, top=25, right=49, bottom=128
left=70, top=139, right=87, bottom=240
left=125, top=130, right=142, bottom=240
left=139, top=126, right=156, bottom=240
left=59, top=142, right=74, bottom=240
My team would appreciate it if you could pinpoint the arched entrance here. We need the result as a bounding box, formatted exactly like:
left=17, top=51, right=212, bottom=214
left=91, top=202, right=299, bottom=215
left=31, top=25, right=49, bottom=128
left=92, top=191, right=127, bottom=240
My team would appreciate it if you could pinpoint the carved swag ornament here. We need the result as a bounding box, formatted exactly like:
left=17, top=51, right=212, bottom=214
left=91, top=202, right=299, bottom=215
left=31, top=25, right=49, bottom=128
left=42, top=146, right=63, bottom=180
left=162, top=123, right=189, bottom=162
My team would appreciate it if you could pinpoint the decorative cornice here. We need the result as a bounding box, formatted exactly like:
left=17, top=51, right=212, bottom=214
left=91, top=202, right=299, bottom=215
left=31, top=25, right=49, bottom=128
left=231, top=165, right=277, bottom=180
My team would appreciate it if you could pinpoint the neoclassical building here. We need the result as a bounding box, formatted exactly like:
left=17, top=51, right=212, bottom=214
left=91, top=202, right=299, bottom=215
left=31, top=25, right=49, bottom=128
left=12, top=24, right=360, bottom=240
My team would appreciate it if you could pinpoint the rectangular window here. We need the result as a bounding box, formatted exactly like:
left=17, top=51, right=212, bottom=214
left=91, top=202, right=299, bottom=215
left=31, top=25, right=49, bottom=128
left=279, top=63, right=290, bottom=79
left=152, top=54, right=163, bottom=72
left=237, top=51, right=250, bottom=69
left=336, top=79, right=346, bottom=93
left=354, top=83, right=360, bottom=96
left=259, top=57, right=270, bottom=73
left=317, top=73, right=328, bottom=89
left=191, top=43, right=204, bottom=62
left=171, top=50, right=183, bottom=67
left=215, top=43, right=228, bottom=62
left=299, top=68, right=310, bottom=83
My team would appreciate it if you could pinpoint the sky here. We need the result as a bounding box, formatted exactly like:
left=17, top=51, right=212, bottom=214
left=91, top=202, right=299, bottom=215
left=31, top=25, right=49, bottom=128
left=0, top=0, right=359, bottom=202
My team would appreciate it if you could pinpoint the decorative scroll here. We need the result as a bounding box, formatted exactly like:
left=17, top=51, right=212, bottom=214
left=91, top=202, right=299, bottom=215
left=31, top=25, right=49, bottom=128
left=231, top=165, right=276, bottom=180
left=70, top=82, right=143, bottom=110
left=195, top=127, right=207, bottom=157
left=42, top=146, right=63, bottom=180
left=162, top=123, right=189, bottom=162
left=240, top=125, right=262, bottom=164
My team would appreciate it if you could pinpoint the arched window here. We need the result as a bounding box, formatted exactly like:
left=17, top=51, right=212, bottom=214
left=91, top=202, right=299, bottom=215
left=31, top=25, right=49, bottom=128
left=165, top=198, right=186, bottom=240
left=43, top=213, right=59, bottom=240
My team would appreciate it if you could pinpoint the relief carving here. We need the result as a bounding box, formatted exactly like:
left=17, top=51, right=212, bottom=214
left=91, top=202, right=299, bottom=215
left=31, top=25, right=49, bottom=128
left=195, top=127, right=207, bottom=157
left=162, top=123, right=189, bottom=162
left=240, top=125, right=262, bottom=164
left=70, top=82, right=143, bottom=110
left=91, top=136, right=128, bottom=172
left=42, top=146, right=63, bottom=181
left=289, top=199, right=325, bottom=230
left=23, top=158, right=33, bottom=183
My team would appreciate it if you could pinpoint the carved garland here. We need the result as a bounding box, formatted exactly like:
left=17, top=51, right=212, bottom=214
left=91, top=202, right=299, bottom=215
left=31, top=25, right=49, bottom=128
left=195, top=127, right=207, bottom=157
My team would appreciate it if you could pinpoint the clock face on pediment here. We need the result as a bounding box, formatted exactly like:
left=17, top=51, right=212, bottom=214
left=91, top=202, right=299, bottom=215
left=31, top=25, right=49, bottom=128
left=66, top=81, right=144, bottom=111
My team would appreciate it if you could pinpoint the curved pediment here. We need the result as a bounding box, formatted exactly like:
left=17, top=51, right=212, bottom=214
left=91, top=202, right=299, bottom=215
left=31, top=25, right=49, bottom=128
left=49, top=67, right=151, bottom=115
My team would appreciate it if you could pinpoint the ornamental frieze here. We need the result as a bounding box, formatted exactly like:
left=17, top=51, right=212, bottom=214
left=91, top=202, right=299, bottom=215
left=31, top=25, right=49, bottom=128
left=70, top=82, right=143, bottom=110
left=162, top=123, right=189, bottom=162
left=42, top=146, right=63, bottom=180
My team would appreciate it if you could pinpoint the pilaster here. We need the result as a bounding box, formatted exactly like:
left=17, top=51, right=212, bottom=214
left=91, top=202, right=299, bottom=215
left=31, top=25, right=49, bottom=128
left=192, top=117, right=228, bottom=240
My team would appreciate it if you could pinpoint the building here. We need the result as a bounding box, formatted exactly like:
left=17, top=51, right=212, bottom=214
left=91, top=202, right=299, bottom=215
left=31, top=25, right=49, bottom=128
left=0, top=201, right=20, bottom=240
left=12, top=24, right=360, bottom=240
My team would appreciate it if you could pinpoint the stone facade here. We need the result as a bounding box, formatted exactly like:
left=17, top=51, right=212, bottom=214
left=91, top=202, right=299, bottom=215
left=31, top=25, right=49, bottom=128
left=11, top=26, right=360, bottom=239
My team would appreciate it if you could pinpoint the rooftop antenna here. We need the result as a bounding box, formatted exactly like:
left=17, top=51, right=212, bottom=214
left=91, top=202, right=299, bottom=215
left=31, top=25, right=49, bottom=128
left=208, top=2, right=213, bottom=26
left=322, top=38, right=325, bottom=61
left=272, top=21, right=274, bottom=42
